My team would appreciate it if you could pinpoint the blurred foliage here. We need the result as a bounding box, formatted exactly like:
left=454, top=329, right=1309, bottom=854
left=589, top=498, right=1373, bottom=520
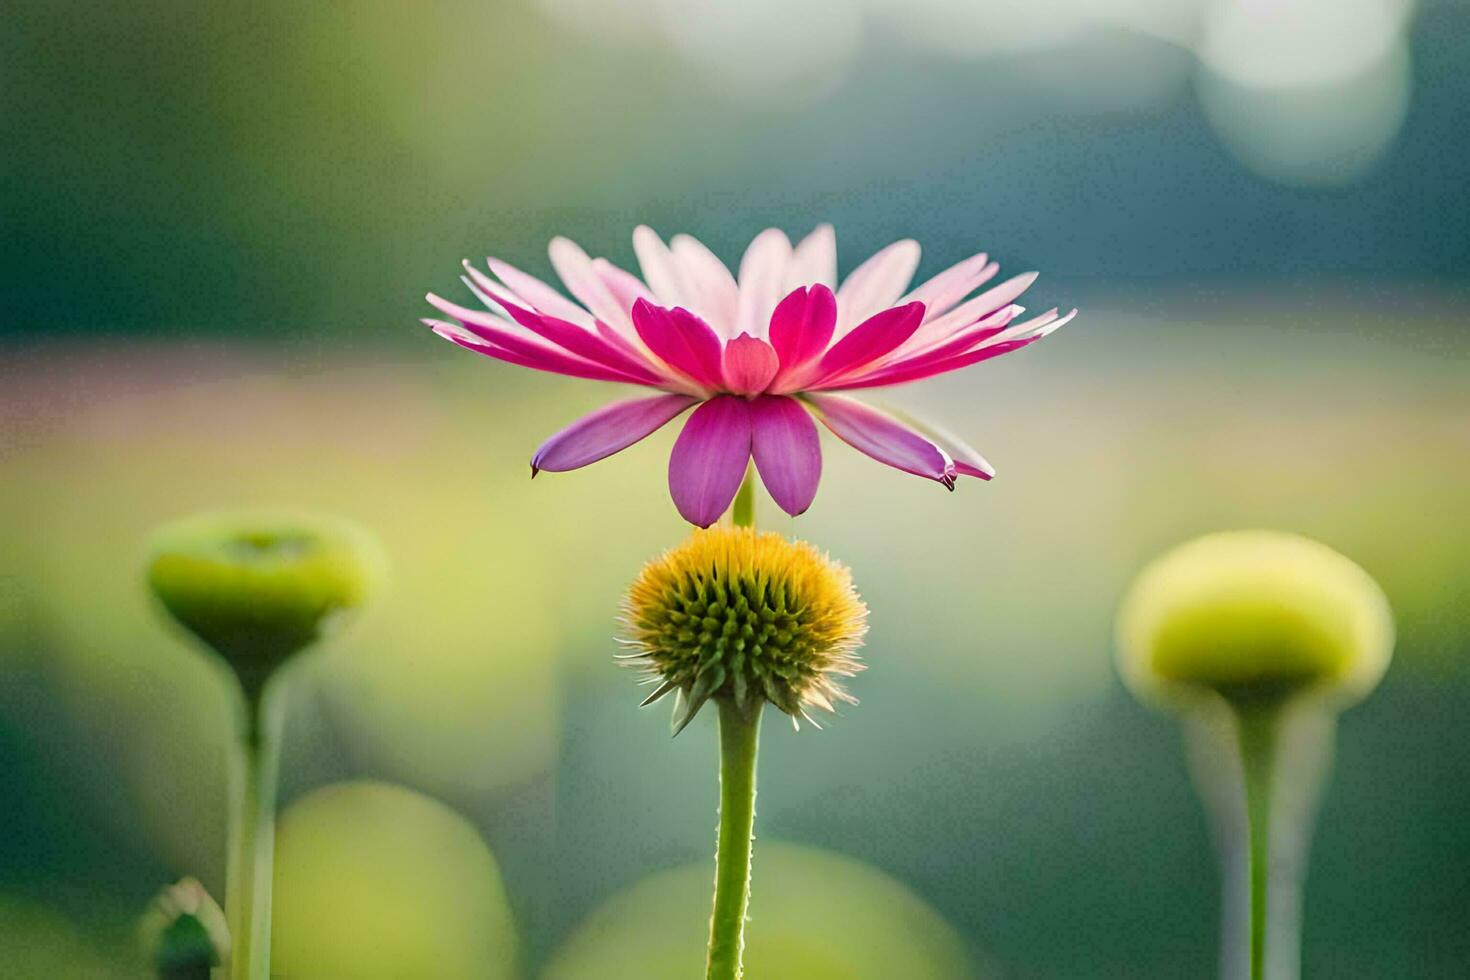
left=1, top=295, right=1468, bottom=975
left=543, top=841, right=974, bottom=979
left=271, top=781, right=517, bottom=979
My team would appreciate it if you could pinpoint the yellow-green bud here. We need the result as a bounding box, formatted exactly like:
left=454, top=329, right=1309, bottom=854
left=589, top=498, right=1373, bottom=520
left=137, top=878, right=229, bottom=980
left=146, top=512, right=383, bottom=696
left=1116, top=530, right=1393, bottom=710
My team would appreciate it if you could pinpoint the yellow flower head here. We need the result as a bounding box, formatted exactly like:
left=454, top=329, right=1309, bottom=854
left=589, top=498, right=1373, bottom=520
left=1116, top=530, right=1393, bottom=711
left=622, top=526, right=868, bottom=733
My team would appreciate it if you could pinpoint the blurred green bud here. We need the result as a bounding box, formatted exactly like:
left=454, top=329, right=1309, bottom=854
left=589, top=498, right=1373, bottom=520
left=1116, top=530, right=1393, bottom=710
left=137, top=877, right=229, bottom=980
left=146, top=511, right=383, bottom=695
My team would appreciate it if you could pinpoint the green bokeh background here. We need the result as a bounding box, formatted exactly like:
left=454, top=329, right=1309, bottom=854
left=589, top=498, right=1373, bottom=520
left=3, top=1, right=1468, bottom=977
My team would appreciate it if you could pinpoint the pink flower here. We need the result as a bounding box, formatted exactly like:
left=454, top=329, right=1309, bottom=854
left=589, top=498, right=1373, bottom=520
left=424, top=226, right=1075, bottom=527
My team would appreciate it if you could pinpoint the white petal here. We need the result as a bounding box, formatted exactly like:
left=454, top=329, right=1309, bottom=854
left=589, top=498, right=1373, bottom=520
left=670, top=233, right=740, bottom=337
left=735, top=228, right=794, bottom=339
left=549, top=236, right=632, bottom=332
left=633, top=225, right=687, bottom=308
left=904, top=253, right=997, bottom=322
left=485, top=257, right=594, bottom=327
left=835, top=239, right=920, bottom=335
left=786, top=223, right=837, bottom=291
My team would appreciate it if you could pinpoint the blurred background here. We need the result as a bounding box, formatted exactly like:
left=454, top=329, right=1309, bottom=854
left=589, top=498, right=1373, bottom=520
left=2, top=0, right=1467, bottom=976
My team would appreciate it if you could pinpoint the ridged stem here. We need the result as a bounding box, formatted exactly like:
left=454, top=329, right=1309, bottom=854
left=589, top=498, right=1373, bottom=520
left=706, top=466, right=761, bottom=980
left=706, top=697, right=761, bottom=980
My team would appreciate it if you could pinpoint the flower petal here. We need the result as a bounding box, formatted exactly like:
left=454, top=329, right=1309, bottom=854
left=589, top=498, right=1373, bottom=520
left=804, top=393, right=955, bottom=487
left=485, top=257, right=593, bottom=327
left=633, top=226, right=687, bottom=308
left=750, top=395, right=822, bottom=516
left=786, top=224, right=837, bottom=291
left=833, top=308, right=1076, bottom=389
left=722, top=333, right=780, bottom=395
left=433, top=291, right=671, bottom=387
left=884, top=408, right=995, bottom=481
left=812, top=301, right=926, bottom=385
left=835, top=239, right=920, bottom=334
left=423, top=319, right=650, bottom=385
left=532, top=394, right=700, bottom=474
left=668, top=396, right=753, bottom=527
left=632, top=299, right=725, bottom=391
left=904, top=253, right=998, bottom=322
left=735, top=228, right=794, bottom=338
left=912, top=271, right=1038, bottom=345
left=549, top=237, right=635, bottom=333
left=768, top=285, right=837, bottom=389
left=671, top=234, right=740, bottom=337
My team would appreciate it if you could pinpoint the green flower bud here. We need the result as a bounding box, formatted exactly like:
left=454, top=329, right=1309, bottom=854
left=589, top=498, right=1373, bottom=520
left=1116, top=530, right=1393, bottom=710
left=137, top=878, right=229, bottom=980
left=146, top=512, right=383, bottom=696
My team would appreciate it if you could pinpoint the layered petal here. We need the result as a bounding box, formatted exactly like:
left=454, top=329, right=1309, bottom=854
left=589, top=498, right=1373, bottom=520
left=722, top=333, right=780, bottom=395
left=835, top=239, right=920, bottom=334
left=668, top=396, right=753, bottom=527
left=786, top=224, right=837, bottom=291
left=632, top=226, right=687, bottom=308
left=735, top=228, right=794, bottom=338
left=671, top=234, right=739, bottom=337
left=904, top=253, right=998, bottom=322
left=631, top=299, right=725, bottom=391
left=423, top=319, right=651, bottom=385
left=532, top=394, right=699, bottom=474
left=804, top=393, right=956, bottom=488
left=485, top=257, right=593, bottom=327
left=750, top=395, right=822, bottom=516
left=811, top=301, right=926, bottom=386
left=768, top=285, right=837, bottom=390
left=549, top=237, right=634, bottom=333
left=834, top=308, right=1076, bottom=389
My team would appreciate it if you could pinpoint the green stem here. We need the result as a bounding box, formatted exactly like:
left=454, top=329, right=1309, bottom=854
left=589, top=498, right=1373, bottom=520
left=1234, top=703, right=1280, bottom=980
left=706, top=698, right=761, bottom=980
left=731, top=464, right=756, bottom=530
left=224, top=685, right=282, bottom=980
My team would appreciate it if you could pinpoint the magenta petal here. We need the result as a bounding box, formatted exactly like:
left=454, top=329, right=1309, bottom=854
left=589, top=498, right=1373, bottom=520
left=722, top=333, right=780, bottom=395
left=668, top=395, right=753, bottom=527
left=632, top=299, right=725, bottom=390
left=814, top=301, right=926, bottom=382
left=805, top=393, right=955, bottom=487
left=532, top=393, right=700, bottom=474
left=768, top=284, right=837, bottom=384
left=423, top=317, right=650, bottom=385
left=750, top=395, right=822, bottom=516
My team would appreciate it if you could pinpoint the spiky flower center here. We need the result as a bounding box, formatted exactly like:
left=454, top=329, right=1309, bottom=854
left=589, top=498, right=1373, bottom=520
left=623, top=526, right=867, bottom=731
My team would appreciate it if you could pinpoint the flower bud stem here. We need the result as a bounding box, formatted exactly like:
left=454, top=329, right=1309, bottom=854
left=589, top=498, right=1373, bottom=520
left=1233, top=701, right=1280, bottom=980
left=706, top=465, right=762, bottom=980
left=224, top=682, right=283, bottom=980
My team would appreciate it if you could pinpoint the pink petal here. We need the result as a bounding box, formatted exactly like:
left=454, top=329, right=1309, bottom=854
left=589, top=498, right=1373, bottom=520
left=593, top=257, right=654, bottom=311
left=632, top=299, right=726, bottom=391
left=750, top=395, right=822, bottom=516
left=722, top=333, right=780, bottom=395
left=424, top=318, right=653, bottom=385
left=485, top=257, right=593, bottom=327
left=885, top=409, right=995, bottom=481
left=804, top=393, right=956, bottom=488
left=436, top=291, right=669, bottom=387
left=830, top=309, right=1075, bottom=390
left=549, top=237, right=634, bottom=332
left=532, top=393, right=699, bottom=474
left=812, top=301, right=926, bottom=384
left=835, top=239, right=920, bottom=334
left=735, top=228, right=794, bottom=338
left=914, top=271, right=1039, bottom=344
left=786, top=224, right=837, bottom=291
left=632, top=226, right=687, bottom=308
left=671, top=234, right=740, bottom=337
left=768, top=285, right=837, bottom=390
left=668, top=396, right=753, bottom=527
left=836, top=305, right=1017, bottom=388
left=904, top=253, right=998, bottom=322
